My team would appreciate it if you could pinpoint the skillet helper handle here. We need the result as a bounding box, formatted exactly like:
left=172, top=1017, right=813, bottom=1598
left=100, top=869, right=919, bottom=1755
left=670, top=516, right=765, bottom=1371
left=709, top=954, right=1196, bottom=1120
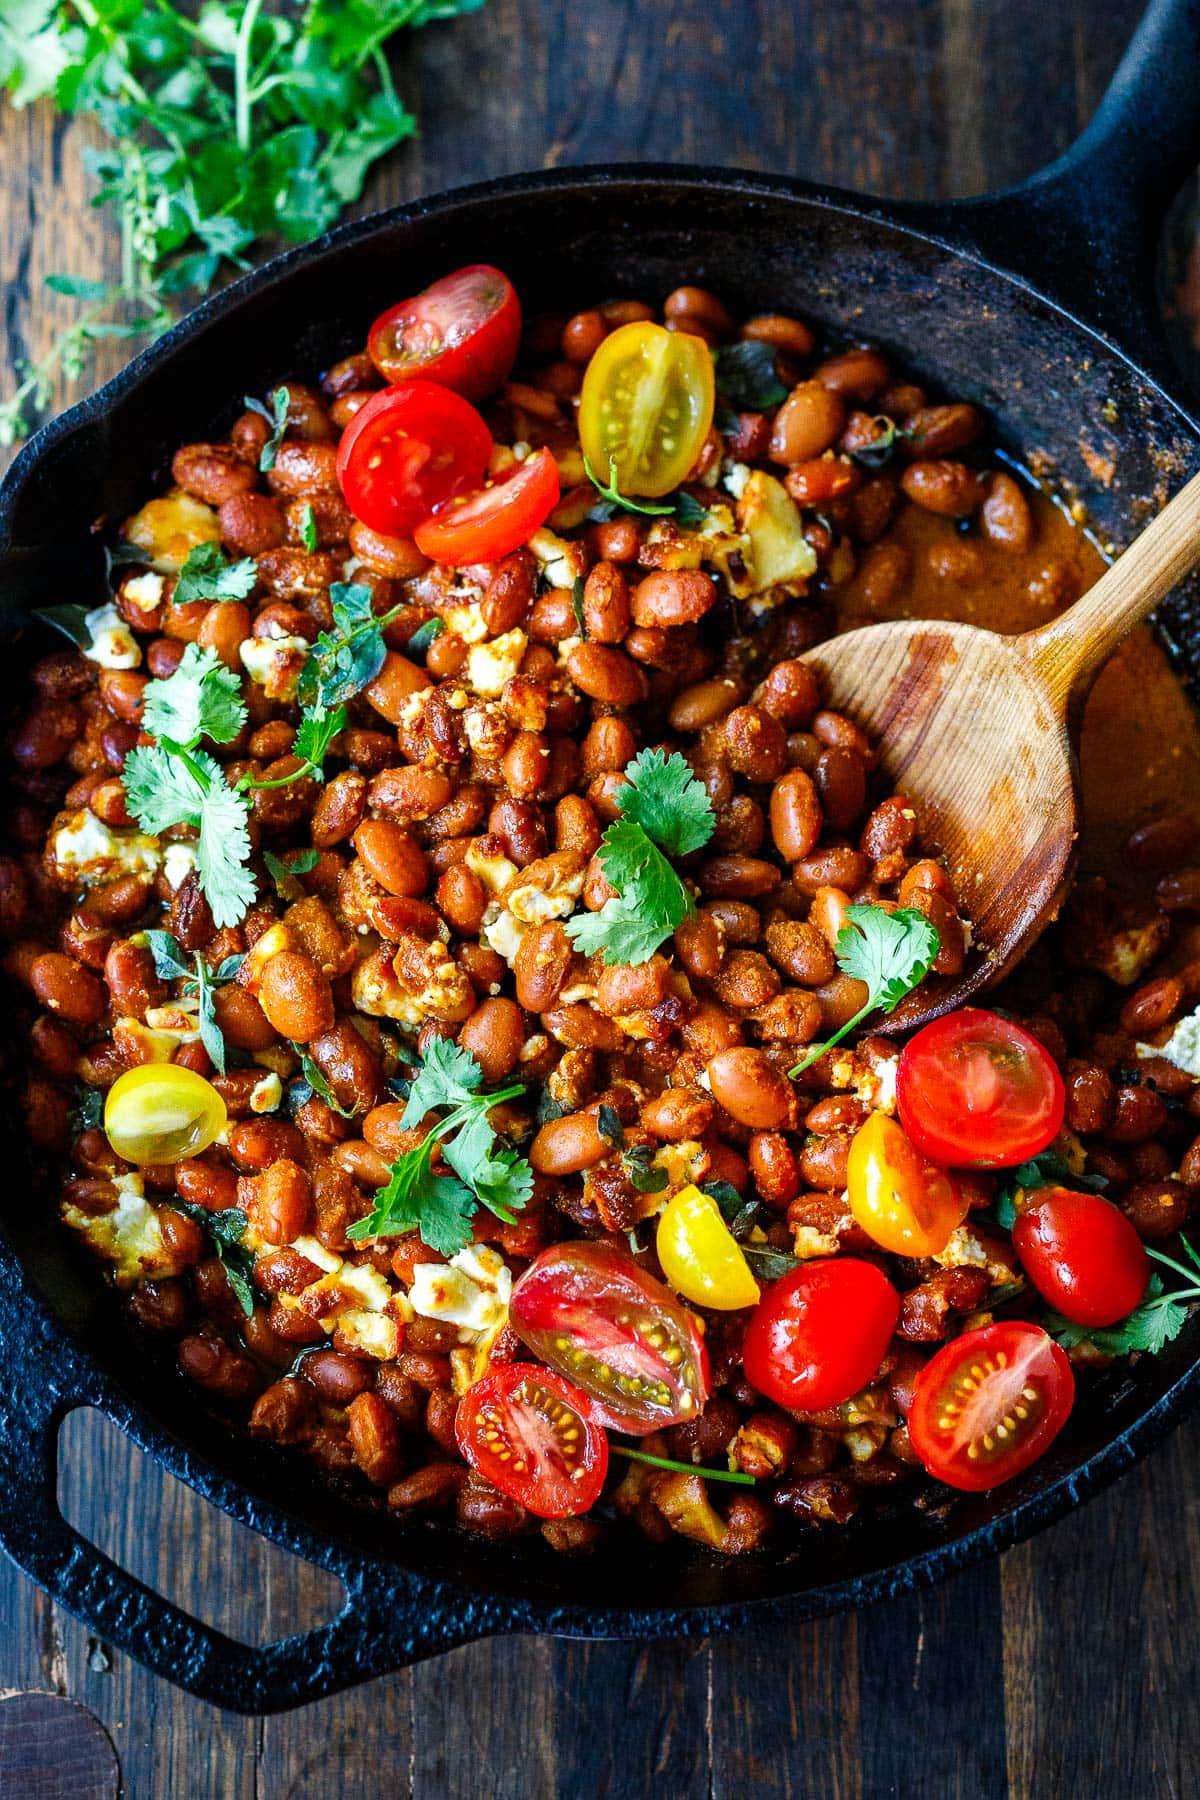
left=934, top=0, right=1200, bottom=380
left=0, top=1291, right=495, bottom=1711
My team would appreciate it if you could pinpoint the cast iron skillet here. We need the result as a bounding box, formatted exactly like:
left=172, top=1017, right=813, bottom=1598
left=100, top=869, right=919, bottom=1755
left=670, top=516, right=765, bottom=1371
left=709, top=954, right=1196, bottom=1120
left=1, top=0, right=1199, bottom=1717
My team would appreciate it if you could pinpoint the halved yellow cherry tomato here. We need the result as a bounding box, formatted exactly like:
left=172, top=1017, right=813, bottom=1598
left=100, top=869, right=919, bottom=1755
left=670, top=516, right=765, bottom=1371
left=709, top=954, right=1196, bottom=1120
left=846, top=1113, right=969, bottom=1257
left=104, top=1064, right=227, bottom=1166
left=656, top=1184, right=761, bottom=1311
left=578, top=322, right=715, bottom=498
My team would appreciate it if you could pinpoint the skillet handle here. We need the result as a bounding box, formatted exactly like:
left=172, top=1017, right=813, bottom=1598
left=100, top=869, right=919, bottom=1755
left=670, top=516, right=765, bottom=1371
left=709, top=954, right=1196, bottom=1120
left=0, top=1269, right=500, bottom=1712
left=927, top=0, right=1200, bottom=384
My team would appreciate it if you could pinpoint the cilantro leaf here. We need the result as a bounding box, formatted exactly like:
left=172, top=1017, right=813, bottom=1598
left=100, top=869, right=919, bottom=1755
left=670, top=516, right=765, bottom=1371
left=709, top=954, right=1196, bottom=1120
left=68, top=1083, right=104, bottom=1136
left=173, top=542, right=258, bottom=606
left=351, top=1039, right=531, bottom=1254
left=243, top=702, right=346, bottom=791
left=347, top=1133, right=477, bottom=1256
left=790, top=904, right=940, bottom=1077
left=672, top=490, right=709, bottom=529
left=563, top=751, right=712, bottom=966
left=713, top=340, right=788, bottom=410
left=144, top=929, right=192, bottom=982
left=617, top=747, right=715, bottom=857
left=1045, top=1277, right=1187, bottom=1357
left=141, top=643, right=247, bottom=749
left=124, top=744, right=254, bottom=928
left=170, top=1201, right=255, bottom=1317
left=246, top=387, right=289, bottom=472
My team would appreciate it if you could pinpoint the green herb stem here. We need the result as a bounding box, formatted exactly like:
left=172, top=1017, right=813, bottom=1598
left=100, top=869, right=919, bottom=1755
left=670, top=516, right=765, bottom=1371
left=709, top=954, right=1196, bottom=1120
left=612, top=1446, right=755, bottom=1487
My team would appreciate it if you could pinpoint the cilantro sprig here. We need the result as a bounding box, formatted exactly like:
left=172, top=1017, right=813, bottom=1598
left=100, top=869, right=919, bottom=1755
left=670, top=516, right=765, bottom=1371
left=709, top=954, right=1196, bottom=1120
left=347, top=1039, right=534, bottom=1256
left=0, top=0, right=487, bottom=446
left=124, top=744, right=255, bottom=930
left=565, top=749, right=715, bottom=967
left=170, top=1201, right=254, bottom=1317
left=140, top=644, right=247, bottom=749
left=1046, top=1236, right=1200, bottom=1358
left=788, top=904, right=940, bottom=1077
left=173, top=543, right=257, bottom=607
left=144, top=929, right=245, bottom=1073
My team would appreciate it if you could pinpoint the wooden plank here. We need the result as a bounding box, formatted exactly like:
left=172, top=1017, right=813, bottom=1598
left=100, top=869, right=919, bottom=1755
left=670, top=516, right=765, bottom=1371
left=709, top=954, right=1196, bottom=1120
left=0, top=1692, right=119, bottom=1800
left=708, top=1615, right=861, bottom=1800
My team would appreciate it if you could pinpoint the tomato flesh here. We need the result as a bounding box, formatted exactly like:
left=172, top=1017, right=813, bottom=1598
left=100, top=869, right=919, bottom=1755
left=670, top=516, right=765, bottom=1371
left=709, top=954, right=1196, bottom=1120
left=742, top=1258, right=900, bottom=1411
left=1013, top=1186, right=1150, bottom=1327
left=508, top=1241, right=710, bottom=1434
left=907, top=1322, right=1074, bottom=1491
left=104, top=1064, right=226, bottom=1165
left=336, top=381, right=492, bottom=538
left=413, top=447, right=560, bottom=563
left=847, top=1112, right=969, bottom=1256
left=367, top=264, right=521, bottom=401
left=579, top=321, right=715, bottom=497
left=896, top=1007, right=1065, bottom=1168
left=656, top=1183, right=760, bottom=1311
left=455, top=1364, right=607, bottom=1518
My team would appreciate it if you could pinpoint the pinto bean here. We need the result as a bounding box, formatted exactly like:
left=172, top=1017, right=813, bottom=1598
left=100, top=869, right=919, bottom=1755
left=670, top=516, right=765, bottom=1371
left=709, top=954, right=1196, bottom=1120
left=980, top=471, right=1034, bottom=551
left=565, top=642, right=646, bottom=706
left=172, top=443, right=257, bottom=507
left=530, top=1110, right=607, bottom=1175
left=900, top=460, right=986, bottom=518
left=458, top=997, right=525, bottom=1083
left=258, top=951, right=334, bottom=1042
left=629, top=570, right=716, bottom=629
left=765, top=919, right=836, bottom=986
left=31, top=952, right=106, bottom=1026
left=901, top=404, right=983, bottom=458
left=769, top=382, right=845, bottom=464
left=514, top=920, right=573, bottom=1012
left=707, top=1046, right=793, bottom=1129
left=769, top=768, right=823, bottom=861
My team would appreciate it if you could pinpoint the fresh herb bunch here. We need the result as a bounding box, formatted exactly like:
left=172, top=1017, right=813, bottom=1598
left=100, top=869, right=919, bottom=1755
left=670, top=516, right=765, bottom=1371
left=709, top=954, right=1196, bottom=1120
left=788, top=904, right=940, bottom=1077
left=348, top=1038, right=534, bottom=1255
left=565, top=748, right=716, bottom=966
left=0, top=0, right=486, bottom=445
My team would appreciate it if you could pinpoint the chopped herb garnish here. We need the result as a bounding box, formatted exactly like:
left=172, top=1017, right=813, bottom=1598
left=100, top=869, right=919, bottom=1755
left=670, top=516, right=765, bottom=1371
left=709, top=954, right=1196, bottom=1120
left=612, top=1445, right=755, bottom=1487
left=571, top=575, right=587, bottom=638
left=846, top=417, right=913, bottom=470
left=583, top=453, right=679, bottom=519
left=173, top=542, right=257, bottom=606
left=140, top=643, right=247, bottom=750
left=34, top=604, right=93, bottom=647
left=170, top=1201, right=255, bottom=1317
left=263, top=848, right=320, bottom=902
left=713, top=339, right=788, bottom=410
left=789, top=905, right=940, bottom=1077
left=565, top=749, right=715, bottom=966
left=298, top=582, right=404, bottom=711
left=991, top=1150, right=1107, bottom=1231
left=347, top=1039, right=533, bottom=1256
left=294, top=1049, right=358, bottom=1120
left=144, top=929, right=244, bottom=1073
left=124, top=744, right=255, bottom=930
left=68, top=1083, right=104, bottom=1135
left=406, top=616, right=445, bottom=657
left=298, top=502, right=319, bottom=554
left=242, top=702, right=346, bottom=790
left=245, top=386, right=289, bottom=472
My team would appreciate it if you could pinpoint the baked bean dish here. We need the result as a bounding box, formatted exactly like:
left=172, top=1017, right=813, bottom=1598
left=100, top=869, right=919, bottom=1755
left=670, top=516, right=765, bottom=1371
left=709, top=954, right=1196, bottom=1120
left=10, top=263, right=1200, bottom=1551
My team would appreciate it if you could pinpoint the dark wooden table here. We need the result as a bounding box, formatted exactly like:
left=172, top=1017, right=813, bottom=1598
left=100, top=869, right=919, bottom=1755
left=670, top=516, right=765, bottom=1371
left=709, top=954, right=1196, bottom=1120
left=3, top=2, right=1200, bottom=1794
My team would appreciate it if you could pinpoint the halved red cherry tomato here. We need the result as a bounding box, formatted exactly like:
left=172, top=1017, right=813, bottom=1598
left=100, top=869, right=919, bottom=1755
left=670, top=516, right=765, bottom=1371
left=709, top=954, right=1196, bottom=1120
left=847, top=1112, right=969, bottom=1257
left=1013, top=1186, right=1150, bottom=1327
left=896, top=1007, right=1065, bottom=1168
left=413, top=448, right=560, bottom=563
left=336, top=380, right=492, bottom=537
left=454, top=1363, right=607, bottom=1518
left=508, top=1241, right=710, bottom=1435
left=907, top=1321, right=1074, bottom=1491
left=367, top=264, right=522, bottom=401
left=742, top=1258, right=900, bottom=1411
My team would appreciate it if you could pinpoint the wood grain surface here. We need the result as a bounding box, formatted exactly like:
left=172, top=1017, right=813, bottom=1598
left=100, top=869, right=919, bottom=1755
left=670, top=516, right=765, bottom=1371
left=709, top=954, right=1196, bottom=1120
left=2, top=3, right=1200, bottom=1796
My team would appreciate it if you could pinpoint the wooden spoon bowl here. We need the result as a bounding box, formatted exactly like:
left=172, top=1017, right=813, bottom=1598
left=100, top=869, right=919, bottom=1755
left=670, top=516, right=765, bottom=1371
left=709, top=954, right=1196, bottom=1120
left=800, top=467, right=1200, bottom=1030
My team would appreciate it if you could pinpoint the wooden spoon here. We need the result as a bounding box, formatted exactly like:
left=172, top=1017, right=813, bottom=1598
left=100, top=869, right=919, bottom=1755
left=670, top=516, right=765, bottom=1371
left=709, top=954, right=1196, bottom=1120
left=799, top=467, right=1200, bottom=1031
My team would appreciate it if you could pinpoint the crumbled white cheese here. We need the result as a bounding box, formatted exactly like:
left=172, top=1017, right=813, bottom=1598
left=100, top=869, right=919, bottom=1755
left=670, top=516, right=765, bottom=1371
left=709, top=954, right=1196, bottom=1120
left=721, top=460, right=752, bottom=499
left=1144, top=1008, right=1200, bottom=1078
left=123, top=571, right=165, bottom=614
left=249, top=1071, right=283, bottom=1114
left=334, top=1309, right=402, bottom=1360
left=54, top=810, right=161, bottom=887
left=409, top=1244, right=512, bottom=1337
left=480, top=905, right=526, bottom=967
left=62, top=1172, right=178, bottom=1287
left=465, top=841, right=519, bottom=897
left=529, top=527, right=586, bottom=589
left=933, top=1225, right=1014, bottom=1286
left=240, top=634, right=309, bottom=702
left=653, top=1140, right=706, bottom=1192
left=82, top=602, right=141, bottom=669
left=444, top=600, right=489, bottom=644
left=290, top=1235, right=341, bottom=1274
left=466, top=629, right=527, bottom=698
left=163, top=843, right=198, bottom=890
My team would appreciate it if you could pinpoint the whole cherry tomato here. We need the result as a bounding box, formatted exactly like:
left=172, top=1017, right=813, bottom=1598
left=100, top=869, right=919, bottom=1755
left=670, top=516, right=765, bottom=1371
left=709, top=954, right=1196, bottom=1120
left=368, top=264, right=522, bottom=401
left=742, top=1258, right=900, bottom=1411
left=336, top=380, right=492, bottom=537
left=846, top=1112, right=969, bottom=1256
left=896, top=1007, right=1065, bottom=1168
left=509, top=1241, right=710, bottom=1434
left=413, top=447, right=560, bottom=564
left=907, top=1321, right=1074, bottom=1491
left=1013, top=1186, right=1150, bottom=1327
left=455, top=1363, right=608, bottom=1518
left=578, top=321, right=715, bottom=497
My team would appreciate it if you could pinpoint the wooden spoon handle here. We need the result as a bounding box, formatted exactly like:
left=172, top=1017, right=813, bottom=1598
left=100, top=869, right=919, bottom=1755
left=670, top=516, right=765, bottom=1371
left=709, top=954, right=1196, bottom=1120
left=1019, top=464, right=1200, bottom=707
